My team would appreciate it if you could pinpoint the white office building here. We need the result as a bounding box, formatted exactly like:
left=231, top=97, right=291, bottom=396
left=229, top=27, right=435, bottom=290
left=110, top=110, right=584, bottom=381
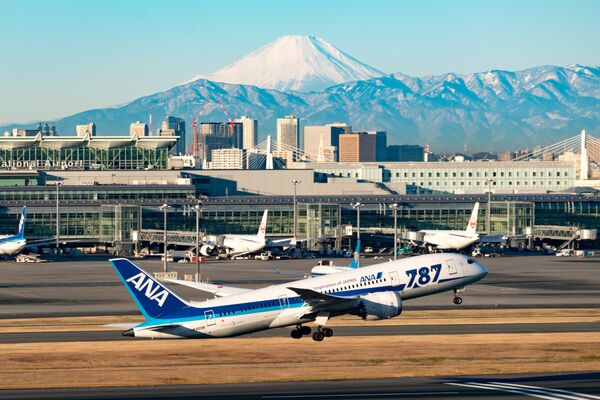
left=235, top=116, right=258, bottom=149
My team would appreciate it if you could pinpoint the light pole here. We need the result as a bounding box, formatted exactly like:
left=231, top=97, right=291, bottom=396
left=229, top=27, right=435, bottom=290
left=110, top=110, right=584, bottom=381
left=291, top=179, right=301, bottom=239
left=159, top=204, right=170, bottom=273
left=194, top=203, right=203, bottom=282
left=486, top=179, right=496, bottom=235
left=351, top=202, right=363, bottom=267
left=389, top=203, right=398, bottom=260
left=55, top=181, right=63, bottom=254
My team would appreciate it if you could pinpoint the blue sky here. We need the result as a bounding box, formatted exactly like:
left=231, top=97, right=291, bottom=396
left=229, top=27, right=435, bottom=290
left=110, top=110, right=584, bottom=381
left=1, top=0, right=599, bottom=124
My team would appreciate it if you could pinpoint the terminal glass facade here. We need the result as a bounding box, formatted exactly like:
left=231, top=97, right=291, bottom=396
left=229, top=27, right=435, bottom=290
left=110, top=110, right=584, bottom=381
left=0, top=146, right=170, bottom=170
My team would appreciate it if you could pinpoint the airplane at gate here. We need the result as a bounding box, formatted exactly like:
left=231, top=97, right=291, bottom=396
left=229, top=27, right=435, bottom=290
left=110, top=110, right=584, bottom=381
left=419, top=202, right=480, bottom=250
left=0, top=207, right=27, bottom=256
left=111, top=252, right=488, bottom=341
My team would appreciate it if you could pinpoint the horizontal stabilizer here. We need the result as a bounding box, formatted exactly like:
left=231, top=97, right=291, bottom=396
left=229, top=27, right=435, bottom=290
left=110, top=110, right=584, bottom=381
left=165, top=279, right=251, bottom=297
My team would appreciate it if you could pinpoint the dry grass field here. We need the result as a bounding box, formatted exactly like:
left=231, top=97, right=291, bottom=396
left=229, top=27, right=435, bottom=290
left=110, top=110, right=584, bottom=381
left=1, top=308, right=599, bottom=389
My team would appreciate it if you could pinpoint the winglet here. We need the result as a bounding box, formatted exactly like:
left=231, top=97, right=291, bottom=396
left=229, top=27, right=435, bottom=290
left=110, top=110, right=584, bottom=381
left=465, top=202, right=479, bottom=235
left=347, top=240, right=361, bottom=269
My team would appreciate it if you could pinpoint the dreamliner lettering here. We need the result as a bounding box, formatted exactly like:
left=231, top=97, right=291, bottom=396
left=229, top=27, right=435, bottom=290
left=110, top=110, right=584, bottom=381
left=126, top=273, right=169, bottom=307
left=404, top=263, right=442, bottom=288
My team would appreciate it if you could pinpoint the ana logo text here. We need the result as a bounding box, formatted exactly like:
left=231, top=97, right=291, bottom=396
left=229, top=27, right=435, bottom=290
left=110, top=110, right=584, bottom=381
left=360, top=272, right=383, bottom=284
left=126, top=273, right=169, bottom=307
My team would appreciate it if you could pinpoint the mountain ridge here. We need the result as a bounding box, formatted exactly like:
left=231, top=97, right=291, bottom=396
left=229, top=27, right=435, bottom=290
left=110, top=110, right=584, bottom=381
left=2, top=50, right=599, bottom=153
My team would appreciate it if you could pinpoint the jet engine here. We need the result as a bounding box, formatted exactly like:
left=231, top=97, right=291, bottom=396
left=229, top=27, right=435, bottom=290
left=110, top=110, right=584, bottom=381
left=199, top=244, right=216, bottom=256
left=357, top=291, right=402, bottom=320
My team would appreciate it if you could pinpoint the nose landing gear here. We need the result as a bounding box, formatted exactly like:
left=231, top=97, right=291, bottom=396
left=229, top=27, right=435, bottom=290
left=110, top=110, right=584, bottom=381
left=453, top=287, right=465, bottom=305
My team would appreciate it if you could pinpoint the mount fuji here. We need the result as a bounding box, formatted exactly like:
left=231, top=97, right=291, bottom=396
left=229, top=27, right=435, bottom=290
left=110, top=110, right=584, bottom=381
left=2, top=35, right=600, bottom=152
left=189, top=35, right=385, bottom=92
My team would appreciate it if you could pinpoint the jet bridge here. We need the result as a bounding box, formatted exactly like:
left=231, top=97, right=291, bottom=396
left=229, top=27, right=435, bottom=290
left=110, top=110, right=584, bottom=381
left=525, top=225, right=598, bottom=249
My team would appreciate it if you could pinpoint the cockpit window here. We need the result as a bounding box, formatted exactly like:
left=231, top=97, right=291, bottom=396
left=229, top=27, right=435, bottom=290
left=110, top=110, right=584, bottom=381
left=467, top=258, right=475, bottom=264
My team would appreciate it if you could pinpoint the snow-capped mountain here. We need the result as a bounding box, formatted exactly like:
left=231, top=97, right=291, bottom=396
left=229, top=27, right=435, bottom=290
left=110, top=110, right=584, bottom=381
left=5, top=64, right=598, bottom=152
left=189, top=35, right=385, bottom=92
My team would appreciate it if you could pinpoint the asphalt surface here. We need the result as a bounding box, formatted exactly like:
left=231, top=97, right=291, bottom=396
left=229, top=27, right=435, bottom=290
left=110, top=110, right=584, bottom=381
left=2, top=321, right=600, bottom=344
left=1, top=253, right=600, bottom=319
left=0, top=372, right=598, bottom=399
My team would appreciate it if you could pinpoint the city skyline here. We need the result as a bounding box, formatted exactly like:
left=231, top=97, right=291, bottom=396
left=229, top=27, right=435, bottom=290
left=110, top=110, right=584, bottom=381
left=1, top=0, right=600, bottom=124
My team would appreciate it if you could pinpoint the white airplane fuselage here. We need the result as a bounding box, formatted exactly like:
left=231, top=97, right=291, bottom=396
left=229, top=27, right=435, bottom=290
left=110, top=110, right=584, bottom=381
left=221, top=235, right=266, bottom=257
left=420, top=230, right=479, bottom=250
left=0, top=237, right=26, bottom=255
left=127, top=253, right=487, bottom=339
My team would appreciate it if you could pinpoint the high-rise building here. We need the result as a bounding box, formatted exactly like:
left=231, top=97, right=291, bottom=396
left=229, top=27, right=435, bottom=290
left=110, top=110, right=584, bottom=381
left=277, top=115, right=300, bottom=149
left=76, top=123, right=96, bottom=137
left=130, top=121, right=149, bottom=137
left=326, top=122, right=352, bottom=134
left=387, top=144, right=424, bottom=162
left=367, top=131, right=387, bottom=161
left=208, top=148, right=244, bottom=169
left=338, top=132, right=376, bottom=162
left=157, top=116, right=186, bottom=155
left=198, top=122, right=243, bottom=162
left=303, top=125, right=344, bottom=162
left=235, top=116, right=258, bottom=149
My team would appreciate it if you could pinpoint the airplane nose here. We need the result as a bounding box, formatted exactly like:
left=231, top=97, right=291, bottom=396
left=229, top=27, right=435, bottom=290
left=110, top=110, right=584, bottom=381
left=477, top=261, right=489, bottom=278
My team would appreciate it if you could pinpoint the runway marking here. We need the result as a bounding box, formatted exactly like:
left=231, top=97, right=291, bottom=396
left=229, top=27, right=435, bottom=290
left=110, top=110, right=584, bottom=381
left=262, top=392, right=459, bottom=398
left=448, top=381, right=600, bottom=400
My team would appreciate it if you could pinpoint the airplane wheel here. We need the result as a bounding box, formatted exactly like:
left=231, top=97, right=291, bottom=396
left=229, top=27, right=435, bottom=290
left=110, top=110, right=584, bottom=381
left=453, top=297, right=463, bottom=305
left=312, top=331, right=324, bottom=341
left=323, top=328, right=333, bottom=337
left=300, top=326, right=312, bottom=335
left=290, top=330, right=302, bottom=339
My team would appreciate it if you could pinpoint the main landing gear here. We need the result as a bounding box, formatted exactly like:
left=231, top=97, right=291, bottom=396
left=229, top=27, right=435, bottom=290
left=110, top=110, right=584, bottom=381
left=290, top=325, right=333, bottom=341
left=290, top=325, right=312, bottom=339
left=453, top=287, right=464, bottom=305
left=312, top=327, right=333, bottom=342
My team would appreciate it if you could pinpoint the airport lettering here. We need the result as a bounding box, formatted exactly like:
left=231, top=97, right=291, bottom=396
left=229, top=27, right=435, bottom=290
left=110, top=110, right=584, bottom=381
left=126, top=273, right=169, bottom=307
left=0, top=160, right=84, bottom=170
left=359, top=272, right=383, bottom=284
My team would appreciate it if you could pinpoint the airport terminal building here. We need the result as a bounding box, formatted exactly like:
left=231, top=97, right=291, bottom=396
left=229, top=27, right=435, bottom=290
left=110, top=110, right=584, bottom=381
left=0, top=133, right=598, bottom=253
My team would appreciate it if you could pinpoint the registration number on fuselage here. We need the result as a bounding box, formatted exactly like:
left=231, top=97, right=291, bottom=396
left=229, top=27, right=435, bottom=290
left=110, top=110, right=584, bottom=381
left=404, top=263, right=442, bottom=288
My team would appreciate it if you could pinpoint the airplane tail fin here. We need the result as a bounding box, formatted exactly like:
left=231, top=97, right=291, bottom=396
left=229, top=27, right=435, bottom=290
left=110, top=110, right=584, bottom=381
left=465, top=202, right=480, bottom=235
left=257, top=209, right=268, bottom=240
left=110, top=258, right=189, bottom=320
left=347, top=240, right=361, bottom=269
left=17, top=206, right=26, bottom=240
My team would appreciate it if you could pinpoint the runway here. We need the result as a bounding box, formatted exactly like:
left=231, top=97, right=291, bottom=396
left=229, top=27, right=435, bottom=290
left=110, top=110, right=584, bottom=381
left=1, top=321, right=600, bottom=343
left=1, top=372, right=598, bottom=399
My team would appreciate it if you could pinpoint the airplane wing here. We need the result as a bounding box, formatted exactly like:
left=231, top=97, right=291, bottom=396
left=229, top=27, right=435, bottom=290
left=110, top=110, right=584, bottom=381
left=287, top=287, right=359, bottom=307
left=165, top=279, right=251, bottom=297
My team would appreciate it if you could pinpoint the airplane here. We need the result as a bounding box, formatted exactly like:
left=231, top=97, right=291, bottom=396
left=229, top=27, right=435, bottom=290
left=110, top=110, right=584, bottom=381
left=110, top=252, right=488, bottom=341
left=219, top=209, right=269, bottom=257
left=418, top=202, right=480, bottom=250
left=0, top=207, right=27, bottom=256
left=310, top=240, right=361, bottom=276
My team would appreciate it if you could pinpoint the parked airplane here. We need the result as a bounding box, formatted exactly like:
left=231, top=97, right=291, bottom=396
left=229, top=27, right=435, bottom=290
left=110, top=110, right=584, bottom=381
left=111, top=252, right=488, bottom=341
left=0, top=207, right=27, bottom=255
left=419, top=202, right=480, bottom=250
left=310, top=241, right=361, bottom=276
left=219, top=209, right=269, bottom=257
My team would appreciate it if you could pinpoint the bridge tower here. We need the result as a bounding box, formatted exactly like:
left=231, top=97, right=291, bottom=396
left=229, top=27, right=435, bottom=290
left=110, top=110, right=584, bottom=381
left=580, top=130, right=589, bottom=180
